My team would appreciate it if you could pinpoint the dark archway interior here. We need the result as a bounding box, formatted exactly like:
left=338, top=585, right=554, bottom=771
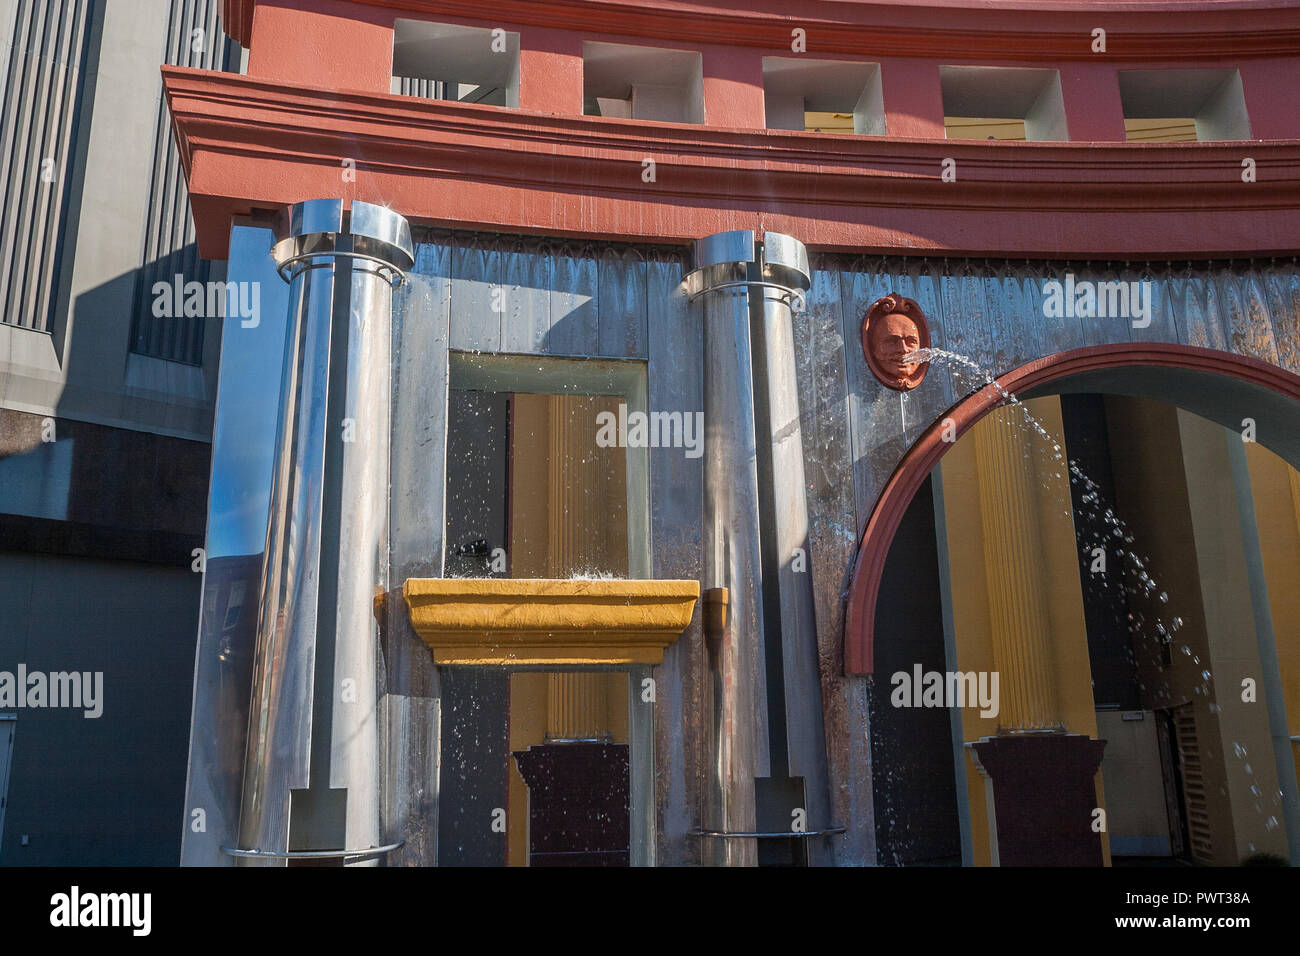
left=1023, top=364, right=1300, bottom=472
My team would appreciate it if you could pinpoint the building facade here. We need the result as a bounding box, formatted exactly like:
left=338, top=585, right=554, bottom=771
left=3, top=0, right=1300, bottom=867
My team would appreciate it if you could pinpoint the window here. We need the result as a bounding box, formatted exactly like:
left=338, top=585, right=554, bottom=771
left=762, top=57, right=885, bottom=134
left=583, top=41, right=704, bottom=124
left=391, top=19, right=520, bottom=106
left=940, top=66, right=1067, bottom=141
left=1119, top=70, right=1250, bottom=142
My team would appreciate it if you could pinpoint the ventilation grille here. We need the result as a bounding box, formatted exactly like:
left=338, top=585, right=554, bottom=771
left=0, top=0, right=97, bottom=333
left=128, top=0, right=241, bottom=366
left=1174, top=704, right=1215, bottom=864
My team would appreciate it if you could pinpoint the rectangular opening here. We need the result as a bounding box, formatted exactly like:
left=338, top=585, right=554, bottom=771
left=940, top=66, right=1067, bottom=141
left=583, top=41, right=705, bottom=124
left=761, top=57, right=885, bottom=135
left=392, top=19, right=520, bottom=106
left=1119, top=70, right=1250, bottom=141
left=442, top=352, right=654, bottom=866
left=943, top=117, right=1027, bottom=141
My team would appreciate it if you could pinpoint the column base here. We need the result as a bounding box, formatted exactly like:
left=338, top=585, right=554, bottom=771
left=513, top=743, right=630, bottom=867
left=967, top=733, right=1107, bottom=866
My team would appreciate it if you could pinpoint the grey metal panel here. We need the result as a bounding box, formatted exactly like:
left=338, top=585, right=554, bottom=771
left=629, top=664, right=656, bottom=866
left=448, top=238, right=502, bottom=352
left=646, top=252, right=704, bottom=865
left=898, top=258, right=956, bottom=447
left=1264, top=261, right=1300, bottom=375
left=0, top=0, right=94, bottom=332
left=547, top=243, right=598, bottom=356
left=1232, top=265, right=1282, bottom=364
left=385, top=246, right=452, bottom=865
left=598, top=246, right=648, bottom=359
left=500, top=241, right=551, bottom=354
left=799, top=259, right=875, bottom=865
left=838, top=263, right=906, bottom=534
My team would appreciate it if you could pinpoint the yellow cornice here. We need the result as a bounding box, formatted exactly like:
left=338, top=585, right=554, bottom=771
left=402, top=578, right=700, bottom=666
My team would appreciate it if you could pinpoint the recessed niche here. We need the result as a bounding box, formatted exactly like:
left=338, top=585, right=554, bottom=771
left=1119, top=70, right=1251, bottom=142
left=761, top=57, right=885, bottom=135
left=940, top=66, right=1067, bottom=141
left=582, top=41, right=705, bottom=124
left=391, top=19, right=520, bottom=107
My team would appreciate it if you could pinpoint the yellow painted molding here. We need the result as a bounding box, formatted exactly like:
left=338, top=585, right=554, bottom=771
left=402, top=578, right=700, bottom=666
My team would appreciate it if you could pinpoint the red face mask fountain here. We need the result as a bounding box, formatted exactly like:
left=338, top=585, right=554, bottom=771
left=861, top=293, right=931, bottom=391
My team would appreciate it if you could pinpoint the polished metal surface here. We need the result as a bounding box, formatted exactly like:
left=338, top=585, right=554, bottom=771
left=754, top=244, right=835, bottom=863
left=691, top=230, right=837, bottom=866
left=695, top=238, right=770, bottom=867
left=683, top=230, right=755, bottom=301
left=234, top=199, right=413, bottom=865
left=180, top=222, right=291, bottom=867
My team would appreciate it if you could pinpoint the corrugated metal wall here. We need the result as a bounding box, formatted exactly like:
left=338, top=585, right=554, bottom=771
left=0, top=0, right=97, bottom=332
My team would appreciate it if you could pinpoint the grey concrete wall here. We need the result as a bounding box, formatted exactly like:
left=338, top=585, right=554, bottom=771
left=0, top=550, right=199, bottom=865
left=0, top=0, right=240, bottom=443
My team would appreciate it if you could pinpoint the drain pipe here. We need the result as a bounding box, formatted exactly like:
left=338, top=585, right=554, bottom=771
left=231, top=199, right=413, bottom=865
left=685, top=231, right=835, bottom=865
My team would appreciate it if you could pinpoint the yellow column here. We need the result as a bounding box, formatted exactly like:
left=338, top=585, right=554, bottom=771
left=972, top=406, right=1063, bottom=732
left=546, top=394, right=609, bottom=741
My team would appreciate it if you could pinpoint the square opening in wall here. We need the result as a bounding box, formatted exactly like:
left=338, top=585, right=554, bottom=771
left=940, top=66, right=1067, bottom=141
left=583, top=41, right=705, bottom=124
left=392, top=19, right=520, bottom=106
left=761, top=57, right=885, bottom=134
left=1119, top=70, right=1251, bottom=142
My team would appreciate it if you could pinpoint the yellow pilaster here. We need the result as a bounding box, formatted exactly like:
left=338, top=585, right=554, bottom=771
left=972, top=406, right=1063, bottom=732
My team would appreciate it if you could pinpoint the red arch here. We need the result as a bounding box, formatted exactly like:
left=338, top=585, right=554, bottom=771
left=844, top=343, right=1300, bottom=675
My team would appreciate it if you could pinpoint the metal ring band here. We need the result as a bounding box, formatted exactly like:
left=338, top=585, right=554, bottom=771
left=276, top=250, right=407, bottom=287
left=220, top=839, right=405, bottom=860
left=690, top=826, right=847, bottom=839
left=687, top=279, right=807, bottom=311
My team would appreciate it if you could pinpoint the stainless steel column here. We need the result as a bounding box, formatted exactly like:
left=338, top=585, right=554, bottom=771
left=685, top=231, right=833, bottom=865
left=753, top=234, right=834, bottom=866
left=687, top=231, right=770, bottom=866
left=234, top=199, right=413, bottom=865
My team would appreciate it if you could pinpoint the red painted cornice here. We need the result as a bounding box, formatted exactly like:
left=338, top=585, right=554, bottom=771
left=165, top=67, right=1300, bottom=259
left=223, top=0, right=1300, bottom=61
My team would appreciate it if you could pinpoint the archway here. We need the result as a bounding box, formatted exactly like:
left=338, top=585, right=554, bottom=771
left=847, top=342, right=1300, bottom=866
left=846, top=343, right=1300, bottom=676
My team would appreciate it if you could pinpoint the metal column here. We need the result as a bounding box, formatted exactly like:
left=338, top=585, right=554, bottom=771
left=686, top=231, right=835, bottom=865
left=233, top=199, right=413, bottom=865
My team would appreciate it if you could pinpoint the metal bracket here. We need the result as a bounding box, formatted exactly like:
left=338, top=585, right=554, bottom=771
left=220, top=839, right=405, bottom=861
left=691, top=826, right=846, bottom=839
left=687, top=279, right=806, bottom=312
left=275, top=249, right=407, bottom=286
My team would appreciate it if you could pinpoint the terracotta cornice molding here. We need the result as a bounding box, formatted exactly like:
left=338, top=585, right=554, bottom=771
left=222, top=0, right=1300, bottom=60
left=165, top=67, right=1300, bottom=258
left=402, top=578, right=700, bottom=665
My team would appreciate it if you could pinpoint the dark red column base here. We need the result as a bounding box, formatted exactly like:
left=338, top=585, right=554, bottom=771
left=968, top=733, right=1108, bottom=867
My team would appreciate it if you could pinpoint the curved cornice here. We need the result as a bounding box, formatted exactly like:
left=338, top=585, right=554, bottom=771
left=223, top=0, right=1300, bottom=61
left=165, top=67, right=1300, bottom=259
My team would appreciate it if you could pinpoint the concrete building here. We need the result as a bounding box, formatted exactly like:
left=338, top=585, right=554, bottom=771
left=3, top=0, right=1300, bottom=867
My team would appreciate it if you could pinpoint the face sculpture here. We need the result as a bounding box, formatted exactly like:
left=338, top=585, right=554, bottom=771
left=862, top=295, right=930, bottom=391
